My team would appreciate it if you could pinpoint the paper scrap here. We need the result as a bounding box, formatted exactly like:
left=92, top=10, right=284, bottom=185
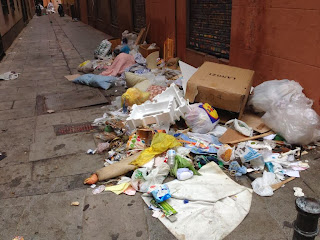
left=92, top=185, right=105, bottom=195
left=105, top=182, right=131, bottom=195
left=152, top=210, right=163, bottom=219
left=65, top=74, right=81, bottom=81
left=283, top=169, right=300, bottom=178
left=124, top=186, right=137, bottom=196
left=263, top=134, right=277, bottom=140
left=293, top=187, right=304, bottom=197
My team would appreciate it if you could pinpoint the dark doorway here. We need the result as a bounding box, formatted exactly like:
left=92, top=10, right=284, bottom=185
left=21, top=0, right=28, bottom=23
left=0, top=34, right=5, bottom=61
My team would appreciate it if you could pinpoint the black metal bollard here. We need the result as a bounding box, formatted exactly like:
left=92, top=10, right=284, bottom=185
left=293, top=197, right=320, bottom=240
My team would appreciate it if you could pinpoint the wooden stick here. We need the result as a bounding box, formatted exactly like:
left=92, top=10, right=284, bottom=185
left=228, top=131, right=274, bottom=144
left=271, top=177, right=295, bottom=191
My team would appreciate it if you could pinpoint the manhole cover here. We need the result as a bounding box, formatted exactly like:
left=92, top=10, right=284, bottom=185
left=54, top=122, right=98, bottom=136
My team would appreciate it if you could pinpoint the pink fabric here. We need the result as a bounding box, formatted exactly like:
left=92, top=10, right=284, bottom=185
left=100, top=53, right=135, bottom=77
left=146, top=85, right=167, bottom=100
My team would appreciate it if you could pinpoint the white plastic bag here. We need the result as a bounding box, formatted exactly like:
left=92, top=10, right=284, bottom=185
left=131, top=163, right=170, bottom=192
left=249, top=79, right=304, bottom=112
left=225, top=119, right=253, bottom=137
left=185, top=103, right=219, bottom=134
left=251, top=171, right=280, bottom=197
left=262, top=96, right=320, bottom=145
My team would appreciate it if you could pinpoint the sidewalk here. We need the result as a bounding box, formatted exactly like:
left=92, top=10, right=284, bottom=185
left=0, top=14, right=319, bottom=240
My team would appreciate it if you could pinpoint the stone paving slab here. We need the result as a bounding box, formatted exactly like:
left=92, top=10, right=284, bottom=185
left=82, top=191, right=149, bottom=240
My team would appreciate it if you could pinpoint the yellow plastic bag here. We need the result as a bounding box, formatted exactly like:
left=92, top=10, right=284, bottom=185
left=130, top=133, right=182, bottom=166
left=121, top=88, right=150, bottom=107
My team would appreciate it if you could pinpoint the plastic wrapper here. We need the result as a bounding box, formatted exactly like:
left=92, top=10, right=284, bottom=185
left=131, top=163, right=170, bottom=192
left=217, top=144, right=235, bottom=165
left=251, top=171, right=280, bottom=197
left=77, top=60, right=94, bottom=73
left=148, top=184, right=171, bottom=203
left=248, top=79, right=304, bottom=113
left=262, top=97, right=320, bottom=145
left=121, top=88, right=150, bottom=107
left=130, top=133, right=182, bottom=166
left=185, top=103, right=219, bottom=134
left=171, top=155, right=200, bottom=177
left=225, top=119, right=253, bottom=137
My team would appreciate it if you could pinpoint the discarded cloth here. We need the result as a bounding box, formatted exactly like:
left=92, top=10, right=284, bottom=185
left=101, top=53, right=135, bottom=76
left=73, top=74, right=117, bottom=90
left=142, top=162, right=252, bottom=240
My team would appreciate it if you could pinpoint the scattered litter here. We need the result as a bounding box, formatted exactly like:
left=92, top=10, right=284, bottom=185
left=0, top=152, right=7, bottom=161
left=12, top=237, right=24, bottom=240
left=87, top=149, right=96, bottom=155
left=293, top=187, right=305, bottom=197
left=47, top=109, right=55, bottom=114
left=0, top=71, right=19, bottom=80
left=92, top=185, right=105, bottom=195
left=90, top=184, right=96, bottom=189
left=71, top=201, right=80, bottom=206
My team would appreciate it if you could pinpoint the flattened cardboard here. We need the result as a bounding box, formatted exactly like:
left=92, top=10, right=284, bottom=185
left=185, top=62, right=254, bottom=118
left=65, top=74, right=81, bottom=81
left=240, top=112, right=270, bottom=134
left=219, top=128, right=274, bottom=144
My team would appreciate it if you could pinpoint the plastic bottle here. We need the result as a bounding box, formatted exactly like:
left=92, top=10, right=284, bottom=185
left=167, top=150, right=176, bottom=168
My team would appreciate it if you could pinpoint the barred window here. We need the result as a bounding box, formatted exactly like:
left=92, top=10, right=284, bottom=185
left=110, top=0, right=118, bottom=26
left=188, top=0, right=232, bottom=59
left=1, top=0, right=9, bottom=15
left=132, top=0, right=146, bottom=32
left=9, top=0, right=15, bottom=12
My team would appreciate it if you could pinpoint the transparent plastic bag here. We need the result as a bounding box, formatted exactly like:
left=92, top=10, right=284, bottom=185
left=185, top=103, right=219, bottom=134
left=217, top=144, right=235, bottom=165
left=262, top=97, right=320, bottom=145
left=251, top=171, right=279, bottom=197
left=131, top=162, right=170, bottom=192
left=249, top=79, right=304, bottom=112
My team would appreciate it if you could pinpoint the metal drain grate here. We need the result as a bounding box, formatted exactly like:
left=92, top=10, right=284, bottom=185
left=54, top=122, right=98, bottom=136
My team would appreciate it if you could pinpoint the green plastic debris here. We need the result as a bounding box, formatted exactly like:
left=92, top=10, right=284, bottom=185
left=171, top=155, right=200, bottom=177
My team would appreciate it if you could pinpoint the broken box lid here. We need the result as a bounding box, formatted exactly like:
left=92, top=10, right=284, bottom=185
left=185, top=62, right=254, bottom=119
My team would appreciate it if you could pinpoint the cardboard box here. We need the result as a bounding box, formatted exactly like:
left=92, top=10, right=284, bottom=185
left=185, top=62, right=254, bottom=119
left=139, top=44, right=160, bottom=58
left=108, top=38, right=121, bottom=51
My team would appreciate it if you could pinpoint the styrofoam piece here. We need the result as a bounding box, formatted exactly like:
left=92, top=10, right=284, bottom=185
left=126, top=84, right=190, bottom=129
left=126, top=100, right=175, bottom=129
left=179, top=61, right=198, bottom=95
left=153, top=83, right=191, bottom=120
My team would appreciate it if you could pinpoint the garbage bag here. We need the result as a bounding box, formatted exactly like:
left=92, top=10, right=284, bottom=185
left=94, top=39, right=112, bottom=59
left=185, top=103, right=219, bottom=134
left=171, top=155, right=200, bottom=177
left=121, top=88, right=150, bottom=107
left=262, top=95, right=320, bottom=145
left=130, top=133, right=182, bottom=166
left=131, top=162, right=170, bottom=192
left=73, top=74, right=117, bottom=90
left=251, top=171, right=279, bottom=197
left=77, top=60, right=95, bottom=73
left=248, top=79, right=304, bottom=113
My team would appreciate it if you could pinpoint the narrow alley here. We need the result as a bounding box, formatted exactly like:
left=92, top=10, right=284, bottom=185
left=0, top=12, right=320, bottom=240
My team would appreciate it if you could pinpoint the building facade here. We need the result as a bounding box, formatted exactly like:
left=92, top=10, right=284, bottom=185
left=0, top=0, right=34, bottom=56
left=66, top=0, right=320, bottom=114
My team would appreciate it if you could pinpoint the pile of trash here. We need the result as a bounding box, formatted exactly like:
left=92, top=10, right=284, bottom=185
left=70, top=30, right=320, bottom=240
